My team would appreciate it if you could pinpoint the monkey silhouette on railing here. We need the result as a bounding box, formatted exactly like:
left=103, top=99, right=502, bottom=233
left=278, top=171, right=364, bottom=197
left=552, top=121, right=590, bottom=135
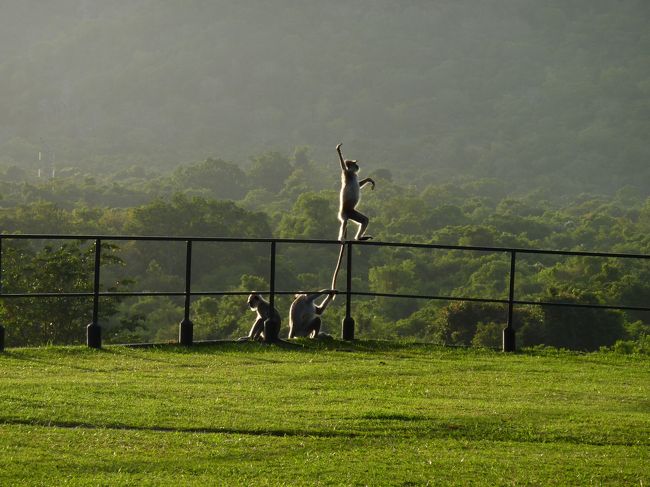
left=330, top=142, right=376, bottom=293
left=336, top=143, right=375, bottom=242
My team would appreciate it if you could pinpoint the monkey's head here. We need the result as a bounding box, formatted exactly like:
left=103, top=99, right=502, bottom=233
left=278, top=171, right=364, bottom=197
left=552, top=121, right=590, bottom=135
left=247, top=293, right=261, bottom=310
left=344, top=159, right=359, bottom=173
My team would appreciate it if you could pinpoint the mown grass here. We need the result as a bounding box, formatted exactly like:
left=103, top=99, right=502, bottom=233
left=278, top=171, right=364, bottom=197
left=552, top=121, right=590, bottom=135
left=0, top=340, right=648, bottom=486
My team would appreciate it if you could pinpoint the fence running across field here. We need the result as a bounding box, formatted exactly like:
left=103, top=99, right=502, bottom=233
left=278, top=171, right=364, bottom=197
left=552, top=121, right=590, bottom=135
left=1, top=234, right=649, bottom=352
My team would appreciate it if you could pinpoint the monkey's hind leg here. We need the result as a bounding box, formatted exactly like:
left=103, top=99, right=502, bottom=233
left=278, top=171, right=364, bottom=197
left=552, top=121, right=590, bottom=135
left=338, top=218, right=349, bottom=241
left=307, top=317, right=322, bottom=338
left=251, top=318, right=266, bottom=341
left=349, top=210, right=372, bottom=241
left=262, top=319, right=280, bottom=342
left=239, top=318, right=264, bottom=341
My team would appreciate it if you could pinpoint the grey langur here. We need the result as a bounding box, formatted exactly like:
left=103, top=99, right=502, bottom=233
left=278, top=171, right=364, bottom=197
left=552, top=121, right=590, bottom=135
left=240, top=293, right=281, bottom=341
left=288, top=290, right=335, bottom=338
left=336, top=142, right=375, bottom=241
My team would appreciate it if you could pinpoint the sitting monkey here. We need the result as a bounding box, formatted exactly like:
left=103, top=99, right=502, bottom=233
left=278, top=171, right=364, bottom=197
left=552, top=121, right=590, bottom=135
left=240, top=293, right=281, bottom=341
left=288, top=290, right=335, bottom=338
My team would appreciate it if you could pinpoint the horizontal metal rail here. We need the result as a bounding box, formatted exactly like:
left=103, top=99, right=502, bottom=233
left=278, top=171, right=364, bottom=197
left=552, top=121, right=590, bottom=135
left=0, top=290, right=333, bottom=298
left=1, top=233, right=649, bottom=260
left=0, top=233, right=649, bottom=352
left=353, top=292, right=650, bottom=312
left=3, top=291, right=647, bottom=313
left=512, top=299, right=650, bottom=313
left=352, top=290, right=510, bottom=305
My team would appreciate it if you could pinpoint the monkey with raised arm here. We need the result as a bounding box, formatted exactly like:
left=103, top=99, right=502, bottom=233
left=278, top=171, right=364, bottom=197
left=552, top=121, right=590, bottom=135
left=288, top=289, right=335, bottom=338
left=336, top=143, right=375, bottom=241
left=240, top=293, right=281, bottom=341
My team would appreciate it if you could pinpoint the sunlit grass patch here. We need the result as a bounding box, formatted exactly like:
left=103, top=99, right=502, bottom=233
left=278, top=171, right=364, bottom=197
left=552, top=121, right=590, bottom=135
left=0, top=341, right=648, bottom=485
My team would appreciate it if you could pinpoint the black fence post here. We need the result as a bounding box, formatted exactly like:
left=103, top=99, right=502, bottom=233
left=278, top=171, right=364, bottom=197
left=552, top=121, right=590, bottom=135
left=179, top=240, right=194, bottom=346
left=503, top=250, right=517, bottom=352
left=86, top=239, right=102, bottom=349
left=342, top=241, right=355, bottom=340
left=263, top=241, right=279, bottom=342
left=0, top=237, right=4, bottom=352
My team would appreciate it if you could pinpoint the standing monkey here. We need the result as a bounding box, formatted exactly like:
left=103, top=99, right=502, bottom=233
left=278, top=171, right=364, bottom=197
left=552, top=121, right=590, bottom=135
left=336, top=143, right=375, bottom=241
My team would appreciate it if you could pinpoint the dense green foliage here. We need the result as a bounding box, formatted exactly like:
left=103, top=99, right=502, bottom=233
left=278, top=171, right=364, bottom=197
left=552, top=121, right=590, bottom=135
left=0, top=240, right=125, bottom=346
left=0, top=343, right=648, bottom=485
left=1, top=150, right=649, bottom=349
left=1, top=1, right=649, bottom=193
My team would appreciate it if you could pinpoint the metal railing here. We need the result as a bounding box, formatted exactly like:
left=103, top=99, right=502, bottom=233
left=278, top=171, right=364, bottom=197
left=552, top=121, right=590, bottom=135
left=0, top=233, right=649, bottom=352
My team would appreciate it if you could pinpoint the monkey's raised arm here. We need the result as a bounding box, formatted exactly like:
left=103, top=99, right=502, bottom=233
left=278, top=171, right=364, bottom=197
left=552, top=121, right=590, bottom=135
left=336, top=143, right=346, bottom=171
left=315, top=290, right=336, bottom=315
left=359, top=177, right=376, bottom=190
left=305, top=289, right=331, bottom=304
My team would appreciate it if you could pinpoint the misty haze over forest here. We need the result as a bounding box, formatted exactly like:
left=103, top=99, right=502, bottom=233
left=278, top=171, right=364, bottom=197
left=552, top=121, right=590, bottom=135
left=1, top=0, right=649, bottom=194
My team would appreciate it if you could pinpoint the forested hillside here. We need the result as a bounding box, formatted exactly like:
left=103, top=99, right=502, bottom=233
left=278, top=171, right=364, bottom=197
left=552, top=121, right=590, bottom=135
left=1, top=154, right=649, bottom=350
left=1, top=1, right=649, bottom=193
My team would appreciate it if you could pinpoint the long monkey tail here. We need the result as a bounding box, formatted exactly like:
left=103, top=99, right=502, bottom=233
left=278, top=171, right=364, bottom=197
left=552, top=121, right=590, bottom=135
left=330, top=242, right=346, bottom=296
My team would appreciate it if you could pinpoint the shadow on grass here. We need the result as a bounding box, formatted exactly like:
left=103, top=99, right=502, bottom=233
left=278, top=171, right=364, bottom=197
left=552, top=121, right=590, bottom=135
left=1, top=417, right=362, bottom=439
left=12, top=340, right=624, bottom=359
left=3, top=412, right=646, bottom=447
left=4, top=416, right=645, bottom=447
left=360, top=412, right=426, bottom=421
left=105, top=338, right=454, bottom=355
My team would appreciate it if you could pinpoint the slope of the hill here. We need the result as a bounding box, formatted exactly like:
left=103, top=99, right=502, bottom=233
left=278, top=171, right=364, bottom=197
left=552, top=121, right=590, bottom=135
left=1, top=1, right=649, bottom=193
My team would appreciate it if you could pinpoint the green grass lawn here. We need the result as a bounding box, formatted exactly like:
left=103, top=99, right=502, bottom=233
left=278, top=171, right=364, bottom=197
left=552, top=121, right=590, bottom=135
left=0, top=341, right=648, bottom=486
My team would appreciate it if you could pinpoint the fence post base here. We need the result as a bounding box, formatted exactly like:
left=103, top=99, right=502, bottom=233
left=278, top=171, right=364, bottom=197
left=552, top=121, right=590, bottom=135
left=0, top=324, right=4, bottom=352
left=502, top=326, right=516, bottom=352
left=179, top=318, right=193, bottom=346
left=87, top=323, right=101, bottom=349
left=342, top=317, right=355, bottom=341
left=263, top=318, right=280, bottom=343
